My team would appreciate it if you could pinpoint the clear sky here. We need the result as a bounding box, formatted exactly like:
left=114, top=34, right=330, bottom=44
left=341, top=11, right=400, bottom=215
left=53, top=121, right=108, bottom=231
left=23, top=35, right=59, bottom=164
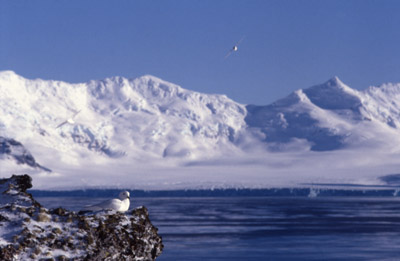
left=1, top=0, right=400, bottom=105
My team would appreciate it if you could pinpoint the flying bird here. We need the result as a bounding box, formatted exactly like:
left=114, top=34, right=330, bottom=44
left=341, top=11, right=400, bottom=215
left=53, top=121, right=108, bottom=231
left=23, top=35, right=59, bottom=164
left=83, top=191, right=131, bottom=212
left=56, top=110, right=81, bottom=129
left=224, top=36, right=245, bottom=59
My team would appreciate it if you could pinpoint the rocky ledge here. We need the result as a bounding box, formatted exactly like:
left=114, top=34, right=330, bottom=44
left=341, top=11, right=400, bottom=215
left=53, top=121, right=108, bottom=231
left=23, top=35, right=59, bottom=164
left=0, top=174, right=163, bottom=260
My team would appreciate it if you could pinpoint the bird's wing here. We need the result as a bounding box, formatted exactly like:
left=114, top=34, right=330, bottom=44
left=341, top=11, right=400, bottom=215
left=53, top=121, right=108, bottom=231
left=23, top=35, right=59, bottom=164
left=94, top=198, right=122, bottom=210
left=224, top=49, right=234, bottom=59
left=235, top=36, right=245, bottom=46
left=56, top=121, right=68, bottom=129
left=72, top=110, right=81, bottom=119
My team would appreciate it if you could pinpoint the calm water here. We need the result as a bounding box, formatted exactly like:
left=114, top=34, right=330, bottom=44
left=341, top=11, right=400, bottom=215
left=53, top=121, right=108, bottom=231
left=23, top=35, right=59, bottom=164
left=36, top=196, right=400, bottom=260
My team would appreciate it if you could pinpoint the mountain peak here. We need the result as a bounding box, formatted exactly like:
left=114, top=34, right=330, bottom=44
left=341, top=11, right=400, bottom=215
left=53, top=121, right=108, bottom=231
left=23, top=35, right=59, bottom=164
left=0, top=70, right=21, bottom=80
left=139, top=74, right=165, bottom=82
left=324, top=76, right=347, bottom=89
left=0, top=70, right=17, bottom=75
left=302, top=77, right=361, bottom=111
left=135, top=74, right=181, bottom=90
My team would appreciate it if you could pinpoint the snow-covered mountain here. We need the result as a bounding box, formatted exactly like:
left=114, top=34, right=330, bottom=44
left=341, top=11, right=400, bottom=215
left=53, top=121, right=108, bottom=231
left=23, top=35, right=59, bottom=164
left=245, top=77, right=400, bottom=151
left=0, top=71, right=247, bottom=165
left=2, top=71, right=400, bottom=189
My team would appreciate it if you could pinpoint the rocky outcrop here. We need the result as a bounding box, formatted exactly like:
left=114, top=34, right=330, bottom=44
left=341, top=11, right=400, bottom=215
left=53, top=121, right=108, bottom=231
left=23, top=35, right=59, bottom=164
left=0, top=137, right=51, bottom=172
left=0, top=174, right=163, bottom=260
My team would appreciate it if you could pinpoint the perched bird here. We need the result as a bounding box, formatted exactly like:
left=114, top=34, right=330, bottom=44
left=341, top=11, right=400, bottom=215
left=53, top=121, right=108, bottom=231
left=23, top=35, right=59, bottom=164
left=83, top=191, right=131, bottom=213
left=224, top=36, right=245, bottom=59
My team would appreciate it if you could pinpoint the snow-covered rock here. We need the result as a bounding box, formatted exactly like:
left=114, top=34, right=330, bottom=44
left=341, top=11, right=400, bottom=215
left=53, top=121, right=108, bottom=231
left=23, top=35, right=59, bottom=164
left=0, top=137, right=50, bottom=171
left=0, top=174, right=163, bottom=260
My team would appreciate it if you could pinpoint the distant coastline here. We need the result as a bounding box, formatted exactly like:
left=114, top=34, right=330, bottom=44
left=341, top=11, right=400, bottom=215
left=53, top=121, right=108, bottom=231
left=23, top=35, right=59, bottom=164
left=30, top=186, right=400, bottom=198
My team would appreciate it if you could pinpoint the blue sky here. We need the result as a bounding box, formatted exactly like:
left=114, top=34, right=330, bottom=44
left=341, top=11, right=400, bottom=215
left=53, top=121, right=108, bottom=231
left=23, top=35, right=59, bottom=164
left=1, top=0, right=400, bottom=105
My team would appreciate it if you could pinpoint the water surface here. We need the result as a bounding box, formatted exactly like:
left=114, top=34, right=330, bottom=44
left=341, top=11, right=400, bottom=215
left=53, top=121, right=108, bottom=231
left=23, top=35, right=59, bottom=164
left=37, top=196, right=400, bottom=260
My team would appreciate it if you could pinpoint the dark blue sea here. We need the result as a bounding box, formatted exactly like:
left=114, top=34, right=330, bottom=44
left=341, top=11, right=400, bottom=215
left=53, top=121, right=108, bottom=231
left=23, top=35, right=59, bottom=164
left=33, top=189, right=400, bottom=260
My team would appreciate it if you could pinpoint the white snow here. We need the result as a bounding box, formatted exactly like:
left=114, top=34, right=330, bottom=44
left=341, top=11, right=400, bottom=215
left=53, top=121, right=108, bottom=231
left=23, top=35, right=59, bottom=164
left=1, top=71, right=400, bottom=189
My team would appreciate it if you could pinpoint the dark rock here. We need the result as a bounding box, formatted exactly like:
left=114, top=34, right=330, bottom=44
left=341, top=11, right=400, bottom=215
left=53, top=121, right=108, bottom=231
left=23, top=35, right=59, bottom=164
left=0, top=174, right=163, bottom=260
left=51, top=207, right=67, bottom=216
left=0, top=137, right=51, bottom=172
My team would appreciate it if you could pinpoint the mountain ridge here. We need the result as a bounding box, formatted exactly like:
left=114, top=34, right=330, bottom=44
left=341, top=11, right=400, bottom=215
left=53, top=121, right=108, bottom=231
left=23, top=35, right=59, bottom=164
left=0, top=71, right=248, bottom=169
left=2, top=71, right=400, bottom=189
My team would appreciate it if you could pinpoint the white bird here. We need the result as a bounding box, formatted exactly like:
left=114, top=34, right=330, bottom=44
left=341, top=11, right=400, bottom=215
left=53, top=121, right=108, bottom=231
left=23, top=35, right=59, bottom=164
left=56, top=110, right=81, bottom=129
left=83, top=191, right=131, bottom=212
left=224, top=36, right=245, bottom=59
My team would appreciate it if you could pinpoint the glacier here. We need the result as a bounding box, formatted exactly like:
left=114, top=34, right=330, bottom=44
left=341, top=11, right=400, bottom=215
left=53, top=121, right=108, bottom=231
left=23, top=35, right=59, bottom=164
left=1, top=71, right=400, bottom=190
